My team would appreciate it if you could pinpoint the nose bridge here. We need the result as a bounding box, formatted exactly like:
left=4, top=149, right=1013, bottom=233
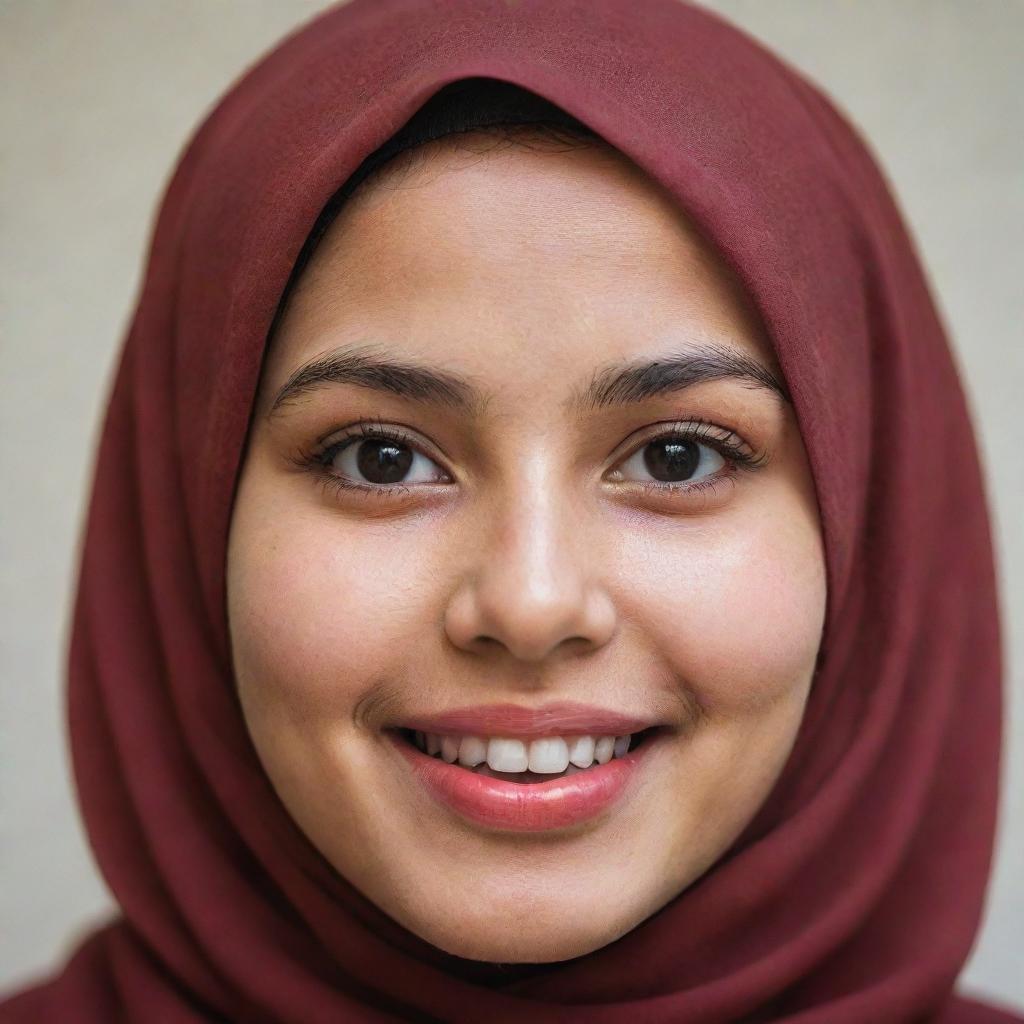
left=444, top=458, right=616, bottom=663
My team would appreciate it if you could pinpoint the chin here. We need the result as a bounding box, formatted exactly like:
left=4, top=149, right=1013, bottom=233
left=406, top=903, right=636, bottom=964
left=432, top=929, right=609, bottom=965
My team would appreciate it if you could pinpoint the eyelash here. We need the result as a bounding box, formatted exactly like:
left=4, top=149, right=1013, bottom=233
left=289, top=416, right=770, bottom=503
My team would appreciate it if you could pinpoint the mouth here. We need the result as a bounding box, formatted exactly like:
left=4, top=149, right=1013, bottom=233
left=390, top=725, right=664, bottom=783
left=385, top=725, right=670, bottom=832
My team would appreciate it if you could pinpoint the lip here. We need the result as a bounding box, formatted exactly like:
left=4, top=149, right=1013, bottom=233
left=386, top=727, right=666, bottom=833
left=395, top=700, right=662, bottom=739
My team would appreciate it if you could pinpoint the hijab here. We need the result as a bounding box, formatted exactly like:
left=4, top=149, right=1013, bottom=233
left=2, top=1, right=1017, bottom=1020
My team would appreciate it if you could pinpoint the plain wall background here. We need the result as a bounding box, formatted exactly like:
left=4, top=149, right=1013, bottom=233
left=2, top=0, right=1021, bottom=1009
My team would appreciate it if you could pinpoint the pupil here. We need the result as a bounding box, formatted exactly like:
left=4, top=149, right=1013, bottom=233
left=356, top=439, right=413, bottom=484
left=643, top=438, right=699, bottom=481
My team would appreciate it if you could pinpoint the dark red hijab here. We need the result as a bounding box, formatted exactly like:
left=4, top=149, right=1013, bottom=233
left=2, top=1, right=1018, bottom=1020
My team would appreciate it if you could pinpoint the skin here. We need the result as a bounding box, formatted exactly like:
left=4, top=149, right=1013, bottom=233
left=226, top=131, right=827, bottom=963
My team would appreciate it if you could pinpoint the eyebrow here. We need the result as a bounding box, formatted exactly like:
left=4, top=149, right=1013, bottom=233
left=266, top=341, right=791, bottom=420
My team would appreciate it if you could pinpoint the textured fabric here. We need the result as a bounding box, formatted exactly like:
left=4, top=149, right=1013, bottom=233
left=2, top=0, right=1018, bottom=1021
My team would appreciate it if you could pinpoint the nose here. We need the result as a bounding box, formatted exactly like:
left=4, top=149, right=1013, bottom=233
left=443, top=475, right=617, bottom=664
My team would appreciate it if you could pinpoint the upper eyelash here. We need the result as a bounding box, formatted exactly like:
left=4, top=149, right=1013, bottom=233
left=290, top=415, right=770, bottom=499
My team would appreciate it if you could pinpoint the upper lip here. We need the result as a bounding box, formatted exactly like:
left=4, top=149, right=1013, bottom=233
left=394, top=700, right=663, bottom=739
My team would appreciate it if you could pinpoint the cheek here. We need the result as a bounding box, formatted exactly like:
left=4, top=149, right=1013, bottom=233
left=630, top=502, right=826, bottom=717
left=226, top=508, right=432, bottom=718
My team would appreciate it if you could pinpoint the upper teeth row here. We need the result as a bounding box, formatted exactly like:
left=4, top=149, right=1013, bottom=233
left=415, top=732, right=632, bottom=773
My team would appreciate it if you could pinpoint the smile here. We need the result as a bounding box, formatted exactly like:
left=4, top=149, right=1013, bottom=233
left=412, top=728, right=650, bottom=777
left=386, top=726, right=667, bottom=832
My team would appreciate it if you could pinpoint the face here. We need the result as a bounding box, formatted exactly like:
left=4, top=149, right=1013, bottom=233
left=226, top=131, right=827, bottom=963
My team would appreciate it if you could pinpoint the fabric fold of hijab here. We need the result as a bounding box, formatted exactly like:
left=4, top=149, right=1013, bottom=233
left=1, top=0, right=1013, bottom=1021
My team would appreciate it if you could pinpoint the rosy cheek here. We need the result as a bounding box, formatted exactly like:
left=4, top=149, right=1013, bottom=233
left=230, top=523, right=428, bottom=713
left=641, top=516, right=825, bottom=718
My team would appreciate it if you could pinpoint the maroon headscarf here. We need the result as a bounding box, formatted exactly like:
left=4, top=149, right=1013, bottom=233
left=2, top=1, right=1018, bottom=1020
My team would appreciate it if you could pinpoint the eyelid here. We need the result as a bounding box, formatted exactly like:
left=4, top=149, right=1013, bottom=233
left=318, top=419, right=450, bottom=470
left=614, top=417, right=759, bottom=461
left=319, top=416, right=758, bottom=466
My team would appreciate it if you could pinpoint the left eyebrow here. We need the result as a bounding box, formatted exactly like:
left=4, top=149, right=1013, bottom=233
left=266, top=341, right=790, bottom=420
left=573, top=342, right=791, bottom=413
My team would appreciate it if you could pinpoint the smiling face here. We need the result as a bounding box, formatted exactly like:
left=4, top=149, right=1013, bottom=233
left=225, top=129, right=827, bottom=963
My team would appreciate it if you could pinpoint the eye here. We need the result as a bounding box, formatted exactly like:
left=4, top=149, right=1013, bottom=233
left=294, top=417, right=768, bottom=504
left=615, top=434, right=724, bottom=485
left=323, top=425, right=447, bottom=488
left=608, top=420, right=764, bottom=492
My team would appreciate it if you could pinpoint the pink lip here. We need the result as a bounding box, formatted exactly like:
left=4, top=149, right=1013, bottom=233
left=396, top=700, right=660, bottom=739
left=386, top=728, right=664, bottom=832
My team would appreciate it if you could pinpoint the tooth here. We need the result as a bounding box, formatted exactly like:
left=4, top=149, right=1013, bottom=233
left=528, top=737, right=570, bottom=773
left=594, top=736, right=615, bottom=764
left=426, top=733, right=442, bottom=756
left=458, top=735, right=488, bottom=767
left=564, top=763, right=584, bottom=776
left=487, top=737, right=528, bottom=773
left=613, top=735, right=630, bottom=758
left=440, top=735, right=460, bottom=763
left=567, top=735, right=595, bottom=768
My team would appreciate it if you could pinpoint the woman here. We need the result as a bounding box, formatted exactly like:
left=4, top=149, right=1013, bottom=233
left=1, top=0, right=1018, bottom=1021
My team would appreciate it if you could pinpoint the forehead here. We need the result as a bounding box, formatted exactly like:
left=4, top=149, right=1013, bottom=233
left=262, top=136, right=780, bottom=401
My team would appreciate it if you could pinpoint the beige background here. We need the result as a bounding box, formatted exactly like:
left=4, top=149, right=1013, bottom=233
left=2, top=0, right=1021, bottom=1009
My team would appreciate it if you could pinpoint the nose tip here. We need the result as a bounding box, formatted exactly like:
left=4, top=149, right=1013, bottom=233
left=444, top=569, right=617, bottom=663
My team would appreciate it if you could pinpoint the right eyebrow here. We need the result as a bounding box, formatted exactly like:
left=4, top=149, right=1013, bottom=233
left=266, top=340, right=790, bottom=420
left=267, top=346, right=489, bottom=419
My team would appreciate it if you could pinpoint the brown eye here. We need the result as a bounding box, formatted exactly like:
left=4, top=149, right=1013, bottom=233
left=615, top=435, right=726, bottom=485
left=328, top=433, right=446, bottom=487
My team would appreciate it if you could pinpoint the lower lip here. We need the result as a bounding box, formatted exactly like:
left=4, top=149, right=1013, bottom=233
left=386, top=729, right=663, bottom=833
